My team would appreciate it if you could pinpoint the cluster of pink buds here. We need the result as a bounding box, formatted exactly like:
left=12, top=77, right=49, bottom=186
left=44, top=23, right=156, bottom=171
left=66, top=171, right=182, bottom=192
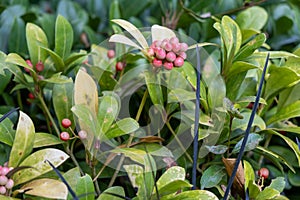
left=0, top=165, right=14, bottom=195
left=148, top=36, right=188, bottom=70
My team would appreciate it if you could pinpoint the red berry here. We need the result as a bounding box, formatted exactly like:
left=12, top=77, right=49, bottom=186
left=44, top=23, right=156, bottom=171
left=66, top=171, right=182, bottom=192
left=152, top=58, right=162, bottom=67
left=163, top=62, right=173, bottom=70
left=246, top=102, right=254, bottom=109
left=107, top=50, right=115, bottom=59
left=78, top=130, right=87, bottom=140
left=60, top=132, right=70, bottom=141
left=155, top=48, right=166, bottom=60
left=116, top=62, right=124, bottom=71
left=0, top=186, right=6, bottom=194
left=28, top=93, right=35, bottom=99
left=166, top=52, right=176, bottom=62
left=35, top=61, right=44, bottom=72
left=258, top=167, right=269, bottom=179
left=61, top=118, right=72, bottom=129
left=0, top=175, right=8, bottom=185
left=174, top=56, right=184, bottom=67
left=5, top=179, right=14, bottom=189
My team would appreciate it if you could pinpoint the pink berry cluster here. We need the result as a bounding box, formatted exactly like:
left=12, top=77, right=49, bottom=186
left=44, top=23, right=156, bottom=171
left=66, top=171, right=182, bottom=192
left=149, top=36, right=188, bottom=70
left=0, top=165, right=14, bottom=195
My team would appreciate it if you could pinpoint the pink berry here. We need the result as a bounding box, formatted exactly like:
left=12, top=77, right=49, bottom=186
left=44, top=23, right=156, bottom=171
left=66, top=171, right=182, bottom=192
left=107, top=50, right=115, bottom=59
left=115, top=62, right=124, bottom=71
left=35, top=61, right=44, bottom=72
left=178, top=52, right=187, bottom=59
left=174, top=56, right=184, bottom=67
left=0, top=167, right=9, bottom=176
left=170, top=37, right=179, bottom=44
left=152, top=58, right=162, bottom=67
left=0, top=186, right=6, bottom=194
left=78, top=130, right=87, bottom=140
left=155, top=48, right=166, bottom=60
left=180, top=43, right=188, bottom=52
left=147, top=48, right=155, bottom=57
left=25, top=60, right=33, bottom=72
left=61, top=118, right=72, bottom=129
left=163, top=62, right=173, bottom=70
left=153, top=40, right=161, bottom=47
left=60, top=132, right=70, bottom=141
left=172, top=43, right=181, bottom=53
left=0, top=175, right=8, bottom=185
left=166, top=52, right=176, bottom=62
left=164, top=42, right=172, bottom=51
left=160, top=39, right=169, bottom=49
left=5, top=179, right=14, bottom=189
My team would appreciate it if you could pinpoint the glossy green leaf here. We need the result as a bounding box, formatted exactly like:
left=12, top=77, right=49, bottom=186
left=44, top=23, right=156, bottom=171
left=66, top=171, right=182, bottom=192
left=33, top=133, right=64, bottom=148
left=156, top=166, right=186, bottom=191
left=251, top=51, right=298, bottom=59
left=55, top=15, right=73, bottom=60
left=161, top=190, right=218, bottom=200
left=265, top=130, right=300, bottom=166
left=0, top=115, right=15, bottom=146
left=268, top=100, right=300, bottom=125
left=53, top=81, right=74, bottom=131
left=111, top=19, right=148, bottom=49
left=256, top=146, right=295, bottom=173
left=243, top=160, right=255, bottom=190
left=63, top=167, right=81, bottom=200
left=76, top=174, right=95, bottom=200
left=200, top=165, right=226, bottom=189
left=227, top=61, right=259, bottom=78
left=205, top=145, right=228, bottom=154
left=19, top=178, right=68, bottom=199
left=6, top=53, right=34, bottom=73
left=236, top=6, right=268, bottom=31
left=26, top=23, right=48, bottom=65
left=41, top=47, right=65, bottom=71
left=97, top=94, right=120, bottom=137
left=123, top=164, right=148, bottom=199
left=8, top=17, right=27, bottom=55
left=41, top=73, right=71, bottom=84
left=97, top=186, right=125, bottom=200
left=13, top=148, right=69, bottom=185
left=264, top=65, right=300, bottom=100
left=277, top=82, right=300, bottom=110
left=248, top=180, right=261, bottom=199
left=64, top=50, right=87, bottom=68
left=288, top=168, right=300, bottom=187
left=9, top=111, right=35, bottom=168
left=157, top=180, right=192, bottom=196
left=256, top=187, right=280, bottom=200
left=232, top=133, right=263, bottom=153
left=168, top=88, right=195, bottom=103
left=236, top=96, right=267, bottom=105
left=105, top=118, right=139, bottom=139
left=145, top=70, right=164, bottom=105
left=269, top=177, right=285, bottom=193
left=232, top=111, right=266, bottom=131
left=207, top=74, right=226, bottom=109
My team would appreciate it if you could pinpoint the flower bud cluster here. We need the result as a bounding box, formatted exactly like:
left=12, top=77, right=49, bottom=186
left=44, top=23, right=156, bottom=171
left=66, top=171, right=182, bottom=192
left=0, top=165, right=14, bottom=195
left=149, top=36, right=188, bottom=70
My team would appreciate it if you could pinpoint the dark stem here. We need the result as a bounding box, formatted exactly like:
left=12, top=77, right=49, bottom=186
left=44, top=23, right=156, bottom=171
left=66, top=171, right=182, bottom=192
left=192, top=45, right=201, bottom=190
left=223, top=53, right=269, bottom=200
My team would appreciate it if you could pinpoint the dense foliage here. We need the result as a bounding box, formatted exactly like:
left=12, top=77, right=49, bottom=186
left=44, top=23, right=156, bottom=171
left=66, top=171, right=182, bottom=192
left=1, top=0, right=300, bottom=199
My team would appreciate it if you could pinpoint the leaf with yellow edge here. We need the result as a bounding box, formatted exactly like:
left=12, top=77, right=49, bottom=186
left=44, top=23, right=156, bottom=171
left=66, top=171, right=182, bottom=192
left=9, top=111, right=35, bottom=168
left=151, top=25, right=176, bottom=42
left=18, top=178, right=68, bottom=199
left=109, top=34, right=142, bottom=49
left=74, top=69, right=98, bottom=114
left=111, top=19, right=148, bottom=49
